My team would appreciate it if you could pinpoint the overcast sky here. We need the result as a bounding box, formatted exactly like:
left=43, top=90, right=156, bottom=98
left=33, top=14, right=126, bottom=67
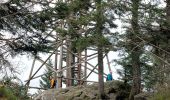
left=0, top=0, right=10, bottom=4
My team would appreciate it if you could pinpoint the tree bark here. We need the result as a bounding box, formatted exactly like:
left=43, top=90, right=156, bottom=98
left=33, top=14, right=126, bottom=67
left=77, top=51, right=82, bottom=85
left=84, top=48, right=87, bottom=85
left=66, top=37, right=72, bottom=87
left=129, top=51, right=141, bottom=100
left=98, top=47, right=104, bottom=99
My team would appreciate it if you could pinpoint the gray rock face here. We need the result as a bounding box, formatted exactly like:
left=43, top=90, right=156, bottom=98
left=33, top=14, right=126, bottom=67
left=34, top=81, right=130, bottom=100
left=134, top=93, right=152, bottom=100
left=34, top=89, right=57, bottom=100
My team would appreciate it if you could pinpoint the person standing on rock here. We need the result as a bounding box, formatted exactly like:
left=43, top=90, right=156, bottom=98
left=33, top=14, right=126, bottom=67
left=106, top=71, right=113, bottom=81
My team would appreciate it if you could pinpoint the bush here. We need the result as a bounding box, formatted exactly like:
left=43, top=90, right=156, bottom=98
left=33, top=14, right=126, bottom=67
left=149, top=88, right=170, bottom=100
left=0, top=87, right=17, bottom=100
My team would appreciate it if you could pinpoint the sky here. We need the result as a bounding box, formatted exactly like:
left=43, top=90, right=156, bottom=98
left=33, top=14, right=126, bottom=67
left=0, top=0, right=10, bottom=3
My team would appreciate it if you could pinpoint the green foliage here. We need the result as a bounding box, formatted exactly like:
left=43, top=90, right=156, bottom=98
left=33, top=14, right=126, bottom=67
left=55, top=2, right=69, bottom=19
left=74, top=34, right=111, bottom=51
left=69, top=0, right=90, bottom=12
left=75, top=37, right=91, bottom=51
left=114, top=55, right=133, bottom=84
left=0, top=87, right=17, bottom=100
left=0, top=77, right=29, bottom=100
left=78, top=15, right=94, bottom=26
left=56, top=28, right=68, bottom=37
left=93, top=35, right=111, bottom=47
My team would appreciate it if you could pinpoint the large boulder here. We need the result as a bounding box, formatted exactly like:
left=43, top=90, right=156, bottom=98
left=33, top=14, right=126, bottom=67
left=34, top=80, right=130, bottom=100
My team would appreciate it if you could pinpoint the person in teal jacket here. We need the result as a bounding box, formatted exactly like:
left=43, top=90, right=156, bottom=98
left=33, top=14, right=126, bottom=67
left=106, top=72, right=113, bottom=81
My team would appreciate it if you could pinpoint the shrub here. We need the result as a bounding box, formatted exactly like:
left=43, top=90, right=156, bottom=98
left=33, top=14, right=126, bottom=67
left=149, top=88, right=170, bottom=100
left=0, top=87, right=17, bottom=100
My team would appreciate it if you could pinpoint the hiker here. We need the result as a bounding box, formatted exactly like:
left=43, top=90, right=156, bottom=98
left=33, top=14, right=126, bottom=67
left=49, top=76, right=55, bottom=88
left=106, top=72, right=113, bottom=81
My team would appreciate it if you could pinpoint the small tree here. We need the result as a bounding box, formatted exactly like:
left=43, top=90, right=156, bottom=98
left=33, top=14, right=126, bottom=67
left=39, top=59, right=53, bottom=89
left=0, top=76, right=29, bottom=100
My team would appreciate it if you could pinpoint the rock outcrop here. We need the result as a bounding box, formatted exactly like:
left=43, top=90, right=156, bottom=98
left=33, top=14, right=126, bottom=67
left=134, top=93, right=153, bottom=100
left=34, top=80, right=130, bottom=100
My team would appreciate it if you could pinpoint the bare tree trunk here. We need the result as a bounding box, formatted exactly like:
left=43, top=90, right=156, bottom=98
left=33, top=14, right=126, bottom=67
left=54, top=35, right=58, bottom=82
left=71, top=48, right=76, bottom=86
left=106, top=53, right=112, bottom=74
left=57, top=42, right=63, bottom=88
left=84, top=48, right=87, bottom=85
left=66, top=37, right=72, bottom=87
left=57, top=19, right=64, bottom=88
left=26, top=57, right=36, bottom=93
left=77, top=51, right=82, bottom=85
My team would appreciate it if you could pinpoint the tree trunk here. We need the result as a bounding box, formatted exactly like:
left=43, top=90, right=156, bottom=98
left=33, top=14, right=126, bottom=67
left=77, top=51, right=82, bottom=85
left=26, top=57, right=36, bottom=93
left=71, top=50, right=75, bottom=86
left=57, top=43, right=63, bottom=88
left=84, top=48, right=87, bottom=85
left=66, top=37, right=72, bottom=87
left=106, top=54, right=112, bottom=75
left=129, top=51, right=141, bottom=100
left=98, top=47, right=104, bottom=99
left=54, top=35, right=58, bottom=81
left=96, top=0, right=105, bottom=99
left=129, top=0, right=141, bottom=100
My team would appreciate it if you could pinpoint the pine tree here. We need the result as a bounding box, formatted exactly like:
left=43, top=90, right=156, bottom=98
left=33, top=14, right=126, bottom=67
left=114, top=0, right=170, bottom=98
